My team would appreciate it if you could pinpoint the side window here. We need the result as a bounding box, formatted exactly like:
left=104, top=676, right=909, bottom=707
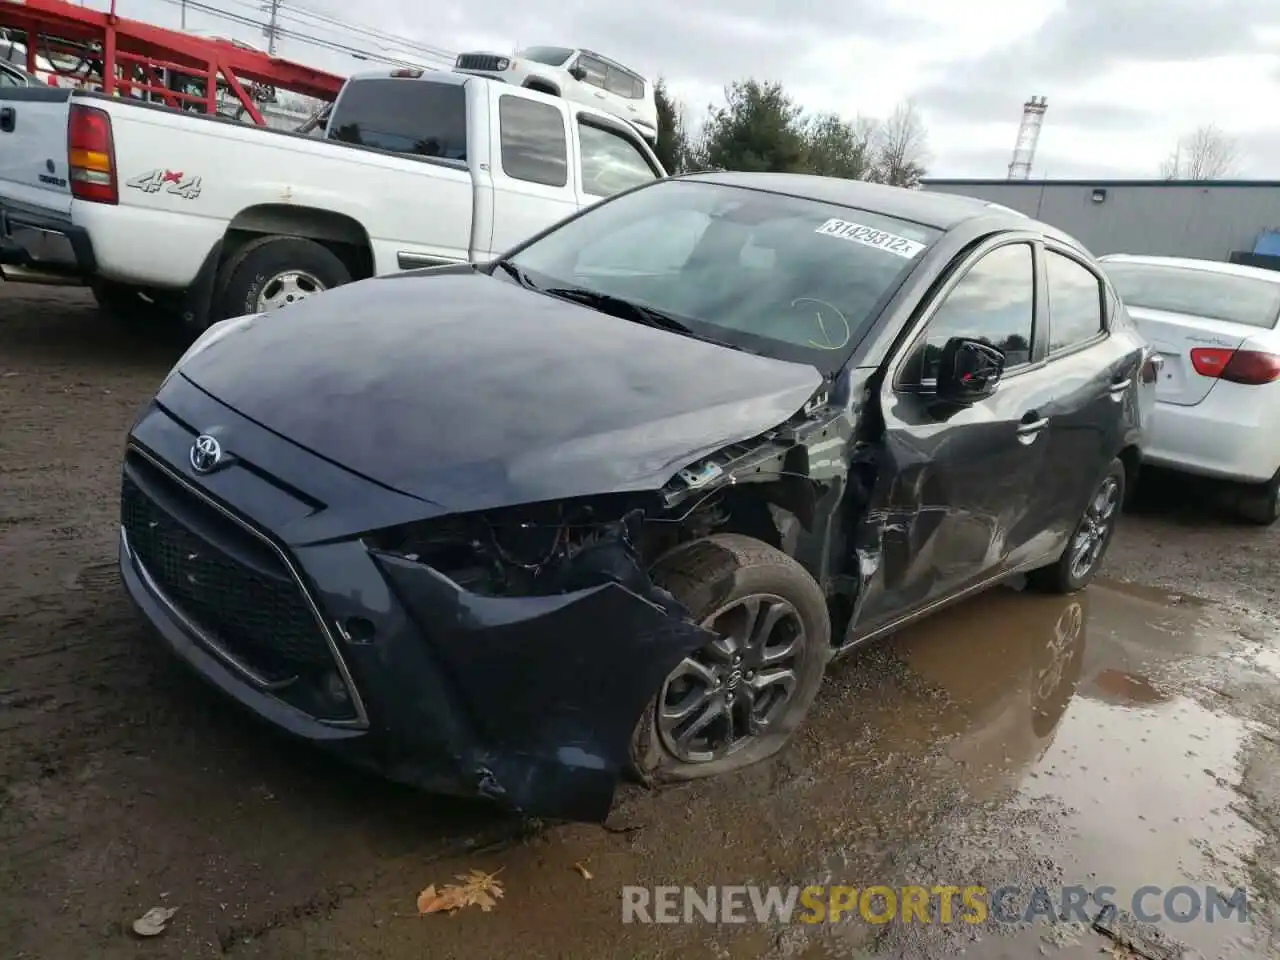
left=903, top=243, right=1035, bottom=385
left=498, top=95, right=568, bottom=188
left=578, top=56, right=607, bottom=88
left=1046, top=250, right=1105, bottom=352
left=578, top=123, right=658, bottom=197
left=605, top=67, right=641, bottom=99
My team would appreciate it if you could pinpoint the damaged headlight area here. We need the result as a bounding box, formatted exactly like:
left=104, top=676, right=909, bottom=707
left=364, top=494, right=704, bottom=616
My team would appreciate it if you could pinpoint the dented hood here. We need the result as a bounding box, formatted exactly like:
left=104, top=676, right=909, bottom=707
left=177, top=270, right=823, bottom=512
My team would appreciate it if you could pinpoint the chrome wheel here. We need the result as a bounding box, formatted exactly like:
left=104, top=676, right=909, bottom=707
left=1069, top=476, right=1120, bottom=582
left=656, top=593, right=808, bottom=764
left=256, top=270, right=325, bottom=311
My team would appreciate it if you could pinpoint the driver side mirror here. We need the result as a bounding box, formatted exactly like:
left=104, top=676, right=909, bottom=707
left=568, top=65, right=587, bottom=81
left=934, top=336, right=1005, bottom=404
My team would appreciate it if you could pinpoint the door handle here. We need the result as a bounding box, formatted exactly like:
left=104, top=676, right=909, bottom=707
left=594, top=91, right=606, bottom=98
left=1108, top=375, right=1130, bottom=400
left=0, top=107, right=14, bottom=133
left=1016, top=414, right=1048, bottom=445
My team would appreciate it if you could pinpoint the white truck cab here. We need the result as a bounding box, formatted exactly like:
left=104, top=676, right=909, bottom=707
left=453, top=46, right=659, bottom=143
left=0, top=69, right=666, bottom=332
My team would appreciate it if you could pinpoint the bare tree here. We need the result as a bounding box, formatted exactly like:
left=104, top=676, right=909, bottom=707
left=873, top=99, right=930, bottom=187
left=1159, top=124, right=1240, bottom=180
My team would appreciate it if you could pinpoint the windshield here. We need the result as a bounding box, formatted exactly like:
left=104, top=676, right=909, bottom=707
left=504, top=179, right=941, bottom=370
left=1104, top=261, right=1280, bottom=329
left=519, top=46, right=574, bottom=66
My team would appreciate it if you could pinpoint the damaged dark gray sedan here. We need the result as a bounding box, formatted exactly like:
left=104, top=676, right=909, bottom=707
left=118, top=173, right=1158, bottom=822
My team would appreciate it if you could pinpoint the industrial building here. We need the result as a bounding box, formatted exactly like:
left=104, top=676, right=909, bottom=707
left=920, top=178, right=1280, bottom=263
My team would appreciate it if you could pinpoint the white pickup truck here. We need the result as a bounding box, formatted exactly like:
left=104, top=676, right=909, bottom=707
left=0, top=68, right=665, bottom=331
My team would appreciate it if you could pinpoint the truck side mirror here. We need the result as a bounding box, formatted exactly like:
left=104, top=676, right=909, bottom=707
left=568, top=65, right=586, bottom=81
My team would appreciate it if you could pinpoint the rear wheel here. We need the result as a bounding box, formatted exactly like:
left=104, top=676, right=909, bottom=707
left=628, top=534, right=831, bottom=786
left=1235, top=470, right=1280, bottom=526
left=1028, top=458, right=1126, bottom=594
left=213, top=235, right=351, bottom=322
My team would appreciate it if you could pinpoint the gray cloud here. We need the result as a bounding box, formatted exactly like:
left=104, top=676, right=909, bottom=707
left=915, top=0, right=1280, bottom=125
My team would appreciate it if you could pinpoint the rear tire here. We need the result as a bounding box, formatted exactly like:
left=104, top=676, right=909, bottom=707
left=1028, top=458, right=1126, bottom=595
left=628, top=534, right=831, bottom=787
left=1235, top=470, right=1280, bottom=526
left=213, top=235, right=351, bottom=322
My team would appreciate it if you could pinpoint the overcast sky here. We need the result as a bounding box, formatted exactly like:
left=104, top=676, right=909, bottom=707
left=101, top=0, right=1280, bottom=179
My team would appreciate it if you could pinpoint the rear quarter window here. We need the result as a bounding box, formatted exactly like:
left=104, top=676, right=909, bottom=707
left=1105, top=262, right=1280, bottom=329
left=327, top=79, right=467, bottom=160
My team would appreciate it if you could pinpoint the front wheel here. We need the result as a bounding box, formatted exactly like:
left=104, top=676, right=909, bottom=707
left=628, top=534, right=831, bottom=786
left=1028, top=458, right=1126, bottom=594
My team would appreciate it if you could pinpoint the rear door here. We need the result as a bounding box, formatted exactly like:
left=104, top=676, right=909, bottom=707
left=485, top=89, right=579, bottom=254
left=855, top=235, right=1058, bottom=630
left=1101, top=259, right=1280, bottom=406
left=0, top=85, right=73, bottom=216
left=1034, top=244, right=1147, bottom=551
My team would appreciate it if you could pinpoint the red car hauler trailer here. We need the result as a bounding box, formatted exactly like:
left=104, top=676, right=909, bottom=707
left=0, top=0, right=344, bottom=125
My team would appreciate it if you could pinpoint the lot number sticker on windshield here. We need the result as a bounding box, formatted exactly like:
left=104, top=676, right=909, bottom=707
left=814, top=218, right=925, bottom=259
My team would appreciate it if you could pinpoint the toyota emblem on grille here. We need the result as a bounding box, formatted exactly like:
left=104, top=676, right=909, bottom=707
left=190, top=434, right=222, bottom=473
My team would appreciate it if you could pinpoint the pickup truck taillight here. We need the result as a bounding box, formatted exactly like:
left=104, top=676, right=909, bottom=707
left=67, top=104, right=118, bottom=205
left=1190, top=347, right=1280, bottom=385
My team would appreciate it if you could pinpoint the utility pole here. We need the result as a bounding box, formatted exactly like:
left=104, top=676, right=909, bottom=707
left=180, top=0, right=186, bottom=30
left=262, top=0, right=281, bottom=55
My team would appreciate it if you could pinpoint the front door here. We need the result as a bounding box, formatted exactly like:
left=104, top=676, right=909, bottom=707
left=853, top=238, right=1061, bottom=632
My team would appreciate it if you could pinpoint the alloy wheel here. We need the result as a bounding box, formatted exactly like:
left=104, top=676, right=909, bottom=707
left=257, top=270, right=325, bottom=312
left=1069, top=476, right=1120, bottom=582
left=656, top=593, right=807, bottom=763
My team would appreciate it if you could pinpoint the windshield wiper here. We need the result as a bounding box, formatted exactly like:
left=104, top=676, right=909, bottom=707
left=494, top=260, right=537, bottom=289
left=542, top=286, right=701, bottom=337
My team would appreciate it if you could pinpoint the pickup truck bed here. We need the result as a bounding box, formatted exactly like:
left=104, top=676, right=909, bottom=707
left=0, top=70, right=665, bottom=331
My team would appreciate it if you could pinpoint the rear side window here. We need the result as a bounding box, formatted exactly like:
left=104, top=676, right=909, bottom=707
left=498, top=96, right=567, bottom=187
left=1105, top=262, right=1280, bottom=329
left=605, top=67, right=642, bottom=100
left=1046, top=251, right=1105, bottom=352
left=327, top=79, right=466, bottom=160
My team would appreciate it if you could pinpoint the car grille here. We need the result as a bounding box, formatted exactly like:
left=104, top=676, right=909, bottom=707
left=120, top=458, right=355, bottom=720
left=455, top=53, right=505, bottom=71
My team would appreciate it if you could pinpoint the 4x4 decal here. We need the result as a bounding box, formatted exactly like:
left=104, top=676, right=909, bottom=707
left=126, top=168, right=202, bottom=200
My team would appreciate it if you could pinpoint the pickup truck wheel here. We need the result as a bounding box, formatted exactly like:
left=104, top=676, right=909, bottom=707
left=214, top=236, right=351, bottom=320
left=628, top=534, right=831, bottom=787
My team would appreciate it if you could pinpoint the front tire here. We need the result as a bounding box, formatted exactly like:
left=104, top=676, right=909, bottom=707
left=1028, top=458, right=1126, bottom=594
left=628, top=534, right=831, bottom=786
left=213, top=235, right=351, bottom=322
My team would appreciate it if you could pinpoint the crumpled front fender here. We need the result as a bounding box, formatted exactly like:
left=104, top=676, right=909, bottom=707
left=373, top=552, right=714, bottom=822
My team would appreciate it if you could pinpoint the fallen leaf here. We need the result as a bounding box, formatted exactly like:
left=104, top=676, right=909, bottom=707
left=417, top=867, right=505, bottom=916
left=132, top=906, right=178, bottom=937
left=573, top=861, right=593, bottom=880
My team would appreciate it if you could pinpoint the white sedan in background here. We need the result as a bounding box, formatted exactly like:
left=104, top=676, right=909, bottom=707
left=1099, top=253, right=1280, bottom=525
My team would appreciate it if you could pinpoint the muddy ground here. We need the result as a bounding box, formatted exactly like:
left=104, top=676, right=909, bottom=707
left=3, top=283, right=1280, bottom=960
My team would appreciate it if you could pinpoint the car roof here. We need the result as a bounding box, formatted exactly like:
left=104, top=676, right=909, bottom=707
left=677, top=171, right=1055, bottom=234
left=348, top=67, right=466, bottom=86
left=1098, top=253, right=1280, bottom=284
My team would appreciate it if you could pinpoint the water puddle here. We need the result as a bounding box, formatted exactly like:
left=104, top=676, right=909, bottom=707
left=255, top=581, right=1280, bottom=959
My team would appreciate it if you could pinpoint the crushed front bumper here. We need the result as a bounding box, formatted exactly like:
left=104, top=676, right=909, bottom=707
left=118, top=429, right=711, bottom=822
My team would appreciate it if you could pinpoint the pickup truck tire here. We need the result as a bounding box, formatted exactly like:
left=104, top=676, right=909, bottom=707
left=214, top=235, right=351, bottom=321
